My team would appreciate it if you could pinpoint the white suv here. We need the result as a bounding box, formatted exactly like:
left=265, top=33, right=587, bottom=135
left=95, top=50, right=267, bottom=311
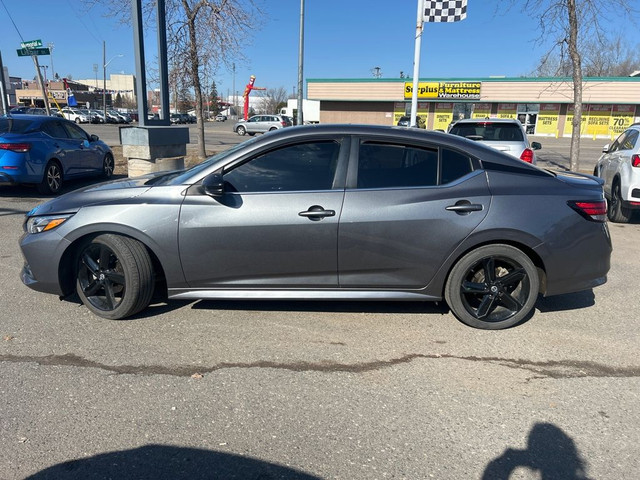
left=61, top=107, right=90, bottom=124
left=595, top=124, right=640, bottom=223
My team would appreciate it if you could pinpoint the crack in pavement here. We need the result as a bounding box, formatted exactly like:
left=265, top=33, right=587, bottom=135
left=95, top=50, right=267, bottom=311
left=1, top=352, right=639, bottom=379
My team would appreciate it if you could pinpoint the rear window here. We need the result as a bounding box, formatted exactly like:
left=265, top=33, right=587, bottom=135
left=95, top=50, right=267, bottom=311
left=0, top=118, right=33, bottom=134
left=450, top=122, right=524, bottom=142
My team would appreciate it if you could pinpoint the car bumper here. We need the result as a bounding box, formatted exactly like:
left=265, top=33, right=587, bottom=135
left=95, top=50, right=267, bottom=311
left=19, top=231, right=71, bottom=296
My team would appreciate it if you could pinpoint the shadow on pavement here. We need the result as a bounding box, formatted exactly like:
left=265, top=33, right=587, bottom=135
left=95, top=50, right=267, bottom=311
left=25, top=444, right=321, bottom=480
left=536, top=290, right=595, bottom=313
left=482, top=423, right=593, bottom=480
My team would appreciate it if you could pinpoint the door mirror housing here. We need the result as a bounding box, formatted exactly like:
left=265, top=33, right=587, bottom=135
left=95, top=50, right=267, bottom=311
left=89, top=134, right=99, bottom=142
left=531, top=141, right=542, bottom=151
left=203, top=173, right=225, bottom=197
left=602, top=143, right=610, bottom=154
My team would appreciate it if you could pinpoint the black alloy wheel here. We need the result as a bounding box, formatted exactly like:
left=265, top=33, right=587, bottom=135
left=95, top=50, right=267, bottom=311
left=37, top=161, right=63, bottom=195
left=445, top=244, right=539, bottom=329
left=76, top=234, right=154, bottom=320
left=103, top=154, right=114, bottom=178
left=607, top=182, right=633, bottom=223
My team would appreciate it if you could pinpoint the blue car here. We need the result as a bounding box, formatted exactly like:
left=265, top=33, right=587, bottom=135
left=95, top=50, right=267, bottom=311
left=0, top=115, right=114, bottom=194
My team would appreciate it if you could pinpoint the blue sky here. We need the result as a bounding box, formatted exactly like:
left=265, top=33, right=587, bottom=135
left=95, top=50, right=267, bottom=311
left=2, top=1, right=556, bottom=97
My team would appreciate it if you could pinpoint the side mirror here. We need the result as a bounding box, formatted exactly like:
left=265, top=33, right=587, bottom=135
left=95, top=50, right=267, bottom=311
left=531, top=141, right=542, bottom=150
left=602, top=143, right=610, bottom=154
left=89, top=134, right=99, bottom=142
left=202, top=173, right=225, bottom=197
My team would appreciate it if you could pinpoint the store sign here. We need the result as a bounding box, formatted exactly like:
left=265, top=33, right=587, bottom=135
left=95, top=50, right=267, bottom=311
left=404, top=81, right=481, bottom=100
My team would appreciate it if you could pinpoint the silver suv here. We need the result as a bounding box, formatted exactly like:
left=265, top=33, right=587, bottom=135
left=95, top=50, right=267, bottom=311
left=594, top=124, right=640, bottom=223
left=449, top=118, right=541, bottom=164
left=234, top=115, right=293, bottom=136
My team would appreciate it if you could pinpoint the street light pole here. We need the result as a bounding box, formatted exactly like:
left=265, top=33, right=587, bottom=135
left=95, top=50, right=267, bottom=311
left=103, top=41, right=123, bottom=122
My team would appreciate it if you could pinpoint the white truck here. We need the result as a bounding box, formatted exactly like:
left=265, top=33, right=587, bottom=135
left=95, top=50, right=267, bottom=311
left=280, top=99, right=320, bottom=124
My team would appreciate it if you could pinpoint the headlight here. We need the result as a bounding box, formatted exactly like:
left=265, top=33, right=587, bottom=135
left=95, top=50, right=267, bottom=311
left=25, top=214, right=74, bottom=234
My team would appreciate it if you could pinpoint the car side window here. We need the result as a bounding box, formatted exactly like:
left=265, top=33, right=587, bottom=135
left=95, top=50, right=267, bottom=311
left=357, top=142, right=438, bottom=189
left=63, top=122, right=89, bottom=141
left=441, top=149, right=473, bottom=184
left=619, top=130, right=638, bottom=151
left=223, top=141, right=341, bottom=193
left=41, top=121, right=70, bottom=139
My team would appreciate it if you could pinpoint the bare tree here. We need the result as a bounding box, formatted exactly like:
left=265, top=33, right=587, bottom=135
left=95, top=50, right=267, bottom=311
left=89, top=0, right=263, bottom=159
left=259, top=87, right=289, bottom=115
left=510, top=0, right=636, bottom=171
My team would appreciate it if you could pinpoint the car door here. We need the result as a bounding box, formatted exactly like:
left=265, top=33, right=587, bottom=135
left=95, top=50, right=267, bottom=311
left=178, top=137, right=349, bottom=288
left=245, top=116, right=262, bottom=134
left=338, top=138, right=491, bottom=289
left=60, top=121, right=103, bottom=175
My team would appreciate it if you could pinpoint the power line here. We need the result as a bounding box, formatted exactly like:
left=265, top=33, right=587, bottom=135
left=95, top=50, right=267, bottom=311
left=0, top=0, right=26, bottom=43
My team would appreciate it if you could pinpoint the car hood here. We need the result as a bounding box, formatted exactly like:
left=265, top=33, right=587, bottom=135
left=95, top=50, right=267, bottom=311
left=27, top=174, right=162, bottom=217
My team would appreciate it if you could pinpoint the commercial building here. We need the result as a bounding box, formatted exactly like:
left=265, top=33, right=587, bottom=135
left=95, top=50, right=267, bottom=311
left=308, top=76, right=640, bottom=139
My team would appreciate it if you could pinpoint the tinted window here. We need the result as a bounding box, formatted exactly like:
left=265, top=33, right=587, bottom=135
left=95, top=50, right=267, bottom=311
left=450, top=122, right=524, bottom=141
left=63, top=122, right=88, bottom=140
left=619, top=130, right=638, bottom=150
left=441, top=149, right=473, bottom=184
left=41, top=121, right=69, bottom=139
left=357, top=142, right=438, bottom=189
left=0, top=118, right=32, bottom=134
left=224, top=141, right=341, bottom=192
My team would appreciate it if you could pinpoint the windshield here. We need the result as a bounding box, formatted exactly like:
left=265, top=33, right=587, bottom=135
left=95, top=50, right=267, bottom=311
left=152, top=137, right=260, bottom=186
left=450, top=122, right=524, bottom=141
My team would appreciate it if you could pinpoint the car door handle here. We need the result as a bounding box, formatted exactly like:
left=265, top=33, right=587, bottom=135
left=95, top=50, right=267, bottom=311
left=298, top=205, right=336, bottom=220
left=446, top=202, right=484, bottom=214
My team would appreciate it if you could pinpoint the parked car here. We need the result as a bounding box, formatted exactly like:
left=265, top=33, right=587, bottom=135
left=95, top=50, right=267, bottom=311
left=89, top=110, right=107, bottom=123
left=594, top=123, right=640, bottom=223
left=448, top=118, right=541, bottom=164
left=19, top=125, right=611, bottom=329
left=0, top=115, right=114, bottom=194
left=397, top=115, right=426, bottom=129
left=61, top=107, right=90, bottom=124
left=9, top=106, right=31, bottom=114
left=169, top=113, right=183, bottom=125
left=25, top=108, right=47, bottom=115
left=234, top=114, right=292, bottom=136
left=215, top=114, right=227, bottom=122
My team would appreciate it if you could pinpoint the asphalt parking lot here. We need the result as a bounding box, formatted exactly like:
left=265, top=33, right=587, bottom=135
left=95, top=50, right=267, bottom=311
left=1, top=126, right=639, bottom=479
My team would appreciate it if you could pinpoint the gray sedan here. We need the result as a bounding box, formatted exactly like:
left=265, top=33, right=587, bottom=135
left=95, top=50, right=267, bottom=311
left=19, top=125, right=611, bottom=329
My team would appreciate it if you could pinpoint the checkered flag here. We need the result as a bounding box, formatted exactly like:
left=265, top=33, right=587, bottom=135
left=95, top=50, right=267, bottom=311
left=423, top=0, right=467, bottom=23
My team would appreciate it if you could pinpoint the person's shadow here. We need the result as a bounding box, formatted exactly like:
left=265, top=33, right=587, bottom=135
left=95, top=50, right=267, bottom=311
left=25, top=444, right=321, bottom=480
left=482, top=423, right=592, bottom=479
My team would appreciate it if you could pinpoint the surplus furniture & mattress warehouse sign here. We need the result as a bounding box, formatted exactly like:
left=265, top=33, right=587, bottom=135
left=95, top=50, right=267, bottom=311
left=404, top=81, right=481, bottom=100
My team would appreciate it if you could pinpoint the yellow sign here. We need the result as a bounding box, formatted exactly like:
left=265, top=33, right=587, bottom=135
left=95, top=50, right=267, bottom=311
left=393, top=102, right=407, bottom=125
left=434, top=103, right=453, bottom=131
left=404, top=81, right=481, bottom=100
left=497, top=103, right=517, bottom=119
left=472, top=103, right=491, bottom=119
left=610, top=105, right=635, bottom=136
left=565, top=104, right=588, bottom=136
left=536, top=103, right=560, bottom=136
left=586, top=105, right=611, bottom=137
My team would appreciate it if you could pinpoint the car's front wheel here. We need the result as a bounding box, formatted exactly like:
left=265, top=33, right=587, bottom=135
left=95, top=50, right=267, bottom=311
left=607, top=181, right=633, bottom=223
left=445, top=244, right=539, bottom=330
left=76, top=234, right=155, bottom=320
left=37, top=161, right=63, bottom=195
left=236, top=125, right=246, bottom=136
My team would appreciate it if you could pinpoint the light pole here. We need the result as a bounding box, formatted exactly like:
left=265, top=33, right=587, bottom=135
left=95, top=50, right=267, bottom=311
left=103, top=40, right=123, bottom=121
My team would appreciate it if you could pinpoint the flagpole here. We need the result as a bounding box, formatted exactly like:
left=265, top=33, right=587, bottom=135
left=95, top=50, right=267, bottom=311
left=410, top=0, right=424, bottom=128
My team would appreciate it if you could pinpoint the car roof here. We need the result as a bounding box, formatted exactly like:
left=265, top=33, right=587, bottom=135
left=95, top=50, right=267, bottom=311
left=453, top=118, right=522, bottom=124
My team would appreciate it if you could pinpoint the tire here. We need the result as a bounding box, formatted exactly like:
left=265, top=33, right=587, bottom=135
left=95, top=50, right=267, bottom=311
left=445, top=244, right=539, bottom=330
left=607, top=181, right=633, bottom=223
left=269, top=127, right=277, bottom=131
left=236, top=125, right=246, bottom=136
left=37, top=161, right=63, bottom=195
left=76, top=234, right=155, bottom=320
left=75, top=117, right=81, bottom=124
left=103, top=153, right=114, bottom=179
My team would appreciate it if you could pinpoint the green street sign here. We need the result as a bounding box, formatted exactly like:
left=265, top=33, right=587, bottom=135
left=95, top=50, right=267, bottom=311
left=17, top=47, right=50, bottom=57
left=21, top=39, right=42, bottom=49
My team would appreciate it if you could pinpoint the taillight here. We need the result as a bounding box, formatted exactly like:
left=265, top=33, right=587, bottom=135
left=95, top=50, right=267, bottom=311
left=568, top=200, right=607, bottom=222
left=632, top=154, right=640, bottom=167
left=0, top=143, right=31, bottom=153
left=281, top=121, right=286, bottom=127
left=520, top=148, right=534, bottom=163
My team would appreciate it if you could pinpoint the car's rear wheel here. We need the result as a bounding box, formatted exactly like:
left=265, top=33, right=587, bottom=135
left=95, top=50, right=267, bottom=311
left=103, top=153, right=114, bottom=179
left=76, top=234, right=154, bottom=320
left=445, top=244, right=539, bottom=330
left=236, top=125, right=246, bottom=136
left=607, top=182, right=633, bottom=223
left=269, top=127, right=277, bottom=131
left=75, top=117, right=81, bottom=124
left=37, top=161, right=63, bottom=195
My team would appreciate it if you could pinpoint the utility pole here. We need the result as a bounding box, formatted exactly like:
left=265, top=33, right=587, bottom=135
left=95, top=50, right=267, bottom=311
left=296, top=0, right=305, bottom=126
left=0, top=51, right=8, bottom=115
